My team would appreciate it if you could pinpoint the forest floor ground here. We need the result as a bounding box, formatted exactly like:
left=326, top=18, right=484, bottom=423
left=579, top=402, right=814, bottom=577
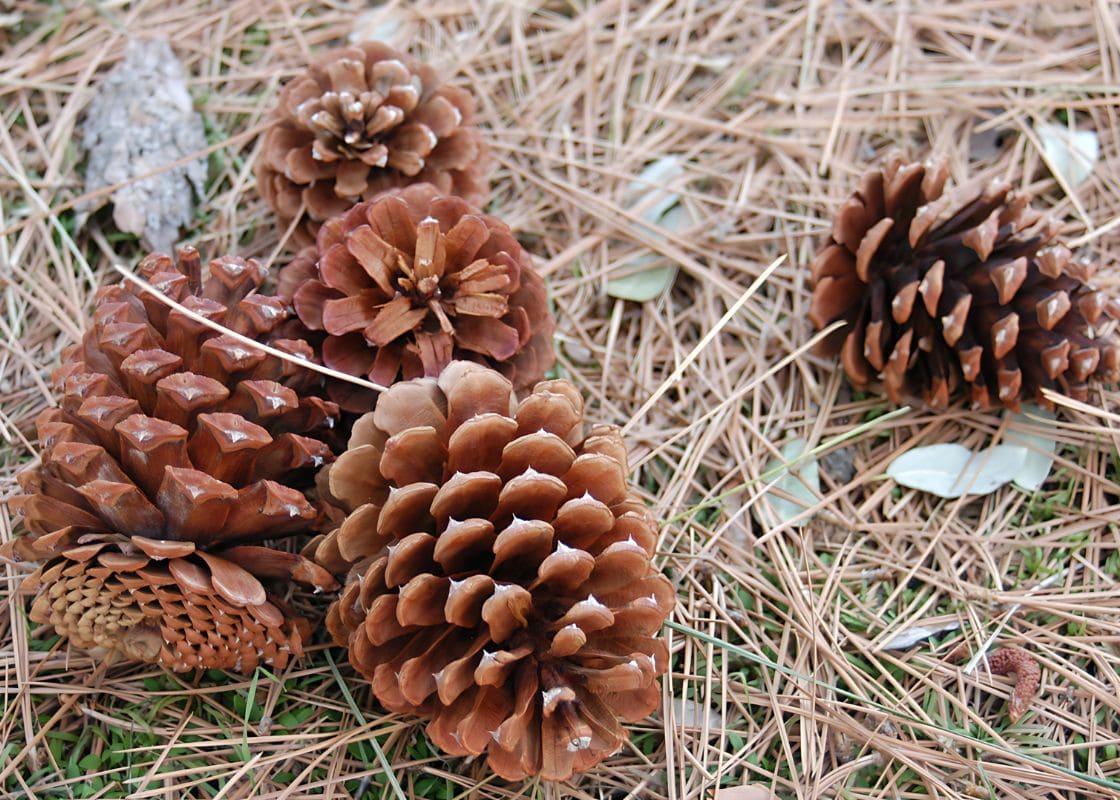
left=2, top=1, right=1120, bottom=798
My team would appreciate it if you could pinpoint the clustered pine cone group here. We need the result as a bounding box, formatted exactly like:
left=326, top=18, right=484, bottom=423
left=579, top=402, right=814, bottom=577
left=810, top=151, right=1120, bottom=410
left=276, top=183, right=555, bottom=412
left=4, top=39, right=664, bottom=782
left=4, top=249, right=339, bottom=672
left=306, top=362, right=673, bottom=780
left=256, top=41, right=489, bottom=246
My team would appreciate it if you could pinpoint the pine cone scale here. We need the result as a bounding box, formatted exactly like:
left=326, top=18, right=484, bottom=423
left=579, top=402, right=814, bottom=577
left=346, top=225, right=401, bottom=292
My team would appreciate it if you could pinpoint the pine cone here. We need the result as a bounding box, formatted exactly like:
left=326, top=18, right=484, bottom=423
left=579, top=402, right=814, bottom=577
left=256, top=42, right=489, bottom=246
left=276, top=183, right=556, bottom=413
left=307, top=362, right=673, bottom=780
left=809, top=151, right=1120, bottom=409
left=3, top=248, right=340, bottom=673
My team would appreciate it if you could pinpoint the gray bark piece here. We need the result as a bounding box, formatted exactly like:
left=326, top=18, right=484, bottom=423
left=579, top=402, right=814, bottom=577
left=81, top=38, right=207, bottom=253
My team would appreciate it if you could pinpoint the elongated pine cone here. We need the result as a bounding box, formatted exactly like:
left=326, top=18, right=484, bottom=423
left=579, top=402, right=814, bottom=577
left=256, top=41, right=489, bottom=246
left=308, top=362, right=673, bottom=780
left=276, top=183, right=555, bottom=412
left=2, top=248, right=340, bottom=673
left=809, top=151, right=1120, bottom=409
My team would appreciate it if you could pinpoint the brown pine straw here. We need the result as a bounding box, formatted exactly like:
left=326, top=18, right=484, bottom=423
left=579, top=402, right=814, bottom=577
left=3, top=1, right=1120, bottom=797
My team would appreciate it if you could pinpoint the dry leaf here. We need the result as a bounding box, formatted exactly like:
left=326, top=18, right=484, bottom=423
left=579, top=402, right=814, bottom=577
left=349, top=4, right=413, bottom=45
left=760, top=438, right=820, bottom=525
left=715, top=786, right=776, bottom=800
left=880, top=618, right=961, bottom=650
left=605, top=204, right=690, bottom=301
left=887, top=443, right=1027, bottom=499
left=1036, top=121, right=1099, bottom=188
left=670, top=698, right=725, bottom=730
left=81, top=38, right=207, bottom=252
left=607, top=157, right=690, bottom=302
left=1004, top=403, right=1058, bottom=492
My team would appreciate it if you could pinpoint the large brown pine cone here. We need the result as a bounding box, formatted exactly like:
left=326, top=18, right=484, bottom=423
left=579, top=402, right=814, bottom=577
left=256, top=41, right=489, bottom=246
left=809, top=151, right=1120, bottom=409
left=2, top=248, right=340, bottom=672
left=307, top=362, right=673, bottom=780
left=276, top=183, right=556, bottom=413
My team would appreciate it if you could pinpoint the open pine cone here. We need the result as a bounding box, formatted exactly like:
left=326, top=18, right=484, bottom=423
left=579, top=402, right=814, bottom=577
left=809, top=151, right=1120, bottom=409
left=276, top=183, right=555, bottom=413
left=307, top=362, right=673, bottom=780
left=256, top=41, right=489, bottom=246
left=2, top=248, right=340, bottom=672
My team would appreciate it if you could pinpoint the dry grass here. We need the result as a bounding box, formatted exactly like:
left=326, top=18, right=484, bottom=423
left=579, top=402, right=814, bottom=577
left=3, top=1, right=1120, bottom=798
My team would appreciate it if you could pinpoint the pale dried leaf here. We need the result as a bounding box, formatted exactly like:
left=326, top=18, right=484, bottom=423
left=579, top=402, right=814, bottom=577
left=670, top=698, right=724, bottom=730
left=951, top=445, right=1028, bottom=496
left=715, top=786, right=775, bottom=800
left=1005, top=403, right=1058, bottom=492
left=761, top=438, right=820, bottom=525
left=607, top=158, right=690, bottom=302
left=887, top=443, right=1028, bottom=499
left=880, top=618, right=961, bottom=650
left=605, top=261, right=678, bottom=303
left=628, top=156, right=684, bottom=224
left=81, top=38, right=207, bottom=253
left=349, top=5, right=413, bottom=46
left=1036, top=121, right=1099, bottom=188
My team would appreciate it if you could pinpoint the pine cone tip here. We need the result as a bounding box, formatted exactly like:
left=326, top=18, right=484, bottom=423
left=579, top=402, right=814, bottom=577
left=276, top=185, right=555, bottom=412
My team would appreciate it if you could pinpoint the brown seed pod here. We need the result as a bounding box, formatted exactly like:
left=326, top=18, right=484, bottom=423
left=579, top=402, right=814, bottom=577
left=3, top=248, right=340, bottom=672
left=307, top=362, right=674, bottom=780
left=809, top=150, right=1120, bottom=410
left=256, top=42, right=490, bottom=246
left=275, top=183, right=555, bottom=413
left=986, top=647, right=1042, bottom=723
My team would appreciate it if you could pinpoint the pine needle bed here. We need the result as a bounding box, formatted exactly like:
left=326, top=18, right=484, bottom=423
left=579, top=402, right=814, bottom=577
left=2, top=1, right=1120, bottom=797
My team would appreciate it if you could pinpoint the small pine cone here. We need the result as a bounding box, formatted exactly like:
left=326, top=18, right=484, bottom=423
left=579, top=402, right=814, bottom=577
left=3, top=248, right=340, bottom=673
left=983, top=647, right=1041, bottom=723
left=256, top=42, right=489, bottom=246
left=307, top=362, right=674, bottom=780
left=276, top=184, right=556, bottom=413
left=809, top=151, right=1120, bottom=409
